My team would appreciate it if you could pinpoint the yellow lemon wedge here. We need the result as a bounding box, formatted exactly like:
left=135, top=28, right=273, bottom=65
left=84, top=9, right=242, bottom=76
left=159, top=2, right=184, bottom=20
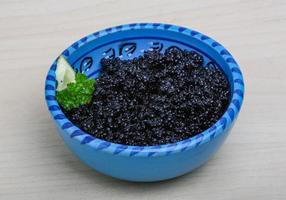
left=55, top=56, right=76, bottom=91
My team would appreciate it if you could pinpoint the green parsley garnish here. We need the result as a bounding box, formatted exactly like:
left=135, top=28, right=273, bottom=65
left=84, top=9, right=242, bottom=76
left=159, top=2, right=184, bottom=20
left=56, top=73, right=95, bottom=111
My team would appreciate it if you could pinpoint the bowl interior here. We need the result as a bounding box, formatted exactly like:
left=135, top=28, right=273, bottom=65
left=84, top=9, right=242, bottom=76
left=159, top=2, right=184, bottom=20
left=67, top=28, right=234, bottom=93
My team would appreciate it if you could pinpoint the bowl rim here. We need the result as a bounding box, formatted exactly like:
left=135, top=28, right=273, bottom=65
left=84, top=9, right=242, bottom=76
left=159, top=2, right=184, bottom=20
left=45, top=23, right=244, bottom=157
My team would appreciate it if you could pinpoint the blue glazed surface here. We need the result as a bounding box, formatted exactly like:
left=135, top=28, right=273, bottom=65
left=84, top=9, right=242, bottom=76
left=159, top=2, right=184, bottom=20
left=45, top=23, right=244, bottom=182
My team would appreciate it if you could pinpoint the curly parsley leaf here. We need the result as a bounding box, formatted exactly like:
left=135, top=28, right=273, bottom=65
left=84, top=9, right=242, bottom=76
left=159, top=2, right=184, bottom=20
left=56, top=73, right=95, bottom=111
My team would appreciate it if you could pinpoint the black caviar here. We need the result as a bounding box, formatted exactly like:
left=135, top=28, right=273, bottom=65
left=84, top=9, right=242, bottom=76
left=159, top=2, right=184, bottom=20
left=65, top=47, right=230, bottom=146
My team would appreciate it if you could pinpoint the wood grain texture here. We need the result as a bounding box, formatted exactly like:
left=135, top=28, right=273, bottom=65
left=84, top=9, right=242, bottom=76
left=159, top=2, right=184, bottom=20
left=0, top=0, right=286, bottom=199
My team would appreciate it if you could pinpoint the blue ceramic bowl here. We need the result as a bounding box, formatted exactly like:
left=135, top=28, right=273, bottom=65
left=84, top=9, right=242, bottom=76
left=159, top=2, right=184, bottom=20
left=45, top=23, right=244, bottom=182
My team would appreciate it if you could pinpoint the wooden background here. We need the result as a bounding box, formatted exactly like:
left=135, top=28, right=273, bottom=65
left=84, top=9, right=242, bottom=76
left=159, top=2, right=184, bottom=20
left=0, top=0, right=286, bottom=199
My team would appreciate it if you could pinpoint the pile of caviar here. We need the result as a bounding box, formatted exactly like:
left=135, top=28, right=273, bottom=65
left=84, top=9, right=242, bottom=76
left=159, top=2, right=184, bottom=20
left=65, top=47, right=230, bottom=146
